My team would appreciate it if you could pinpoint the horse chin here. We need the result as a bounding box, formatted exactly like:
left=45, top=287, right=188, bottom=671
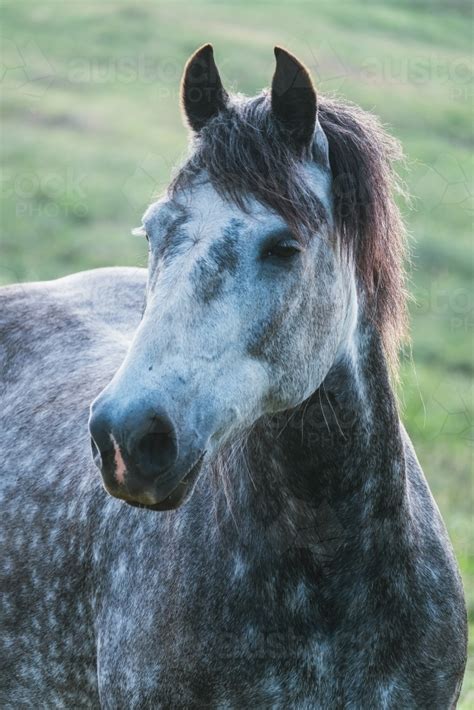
left=122, top=454, right=206, bottom=512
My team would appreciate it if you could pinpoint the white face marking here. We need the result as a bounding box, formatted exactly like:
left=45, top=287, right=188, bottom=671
left=110, top=434, right=126, bottom=485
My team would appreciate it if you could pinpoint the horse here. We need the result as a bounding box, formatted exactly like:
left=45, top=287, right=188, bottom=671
left=1, top=44, right=467, bottom=708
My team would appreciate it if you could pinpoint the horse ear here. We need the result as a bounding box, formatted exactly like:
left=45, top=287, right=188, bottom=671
left=271, top=47, right=317, bottom=149
left=181, top=44, right=228, bottom=133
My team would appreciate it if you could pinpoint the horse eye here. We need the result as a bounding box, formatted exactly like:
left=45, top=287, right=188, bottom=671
left=264, top=240, right=301, bottom=259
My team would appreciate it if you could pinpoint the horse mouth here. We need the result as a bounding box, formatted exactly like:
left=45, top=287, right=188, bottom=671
left=124, top=453, right=206, bottom=512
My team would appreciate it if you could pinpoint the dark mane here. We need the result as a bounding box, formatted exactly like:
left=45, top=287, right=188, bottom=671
left=318, top=96, right=408, bottom=373
left=169, top=91, right=408, bottom=370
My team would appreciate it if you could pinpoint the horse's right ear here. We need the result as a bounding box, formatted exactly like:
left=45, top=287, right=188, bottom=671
left=181, top=44, right=228, bottom=133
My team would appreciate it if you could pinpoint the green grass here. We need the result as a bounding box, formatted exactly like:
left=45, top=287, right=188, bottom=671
left=1, top=0, right=472, bottom=703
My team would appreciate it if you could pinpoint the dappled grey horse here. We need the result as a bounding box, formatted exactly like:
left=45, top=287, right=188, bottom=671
left=1, top=45, right=467, bottom=708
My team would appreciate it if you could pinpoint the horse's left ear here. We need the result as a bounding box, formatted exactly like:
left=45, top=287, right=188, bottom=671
left=271, top=47, right=317, bottom=150
left=181, top=44, right=228, bottom=133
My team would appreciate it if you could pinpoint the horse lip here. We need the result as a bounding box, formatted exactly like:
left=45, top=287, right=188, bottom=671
left=123, top=452, right=206, bottom=512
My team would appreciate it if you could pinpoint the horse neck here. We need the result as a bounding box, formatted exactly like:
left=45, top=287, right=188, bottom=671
left=209, top=318, right=409, bottom=562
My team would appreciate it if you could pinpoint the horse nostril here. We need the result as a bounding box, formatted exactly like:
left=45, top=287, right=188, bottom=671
left=89, top=405, right=179, bottom=483
left=135, top=418, right=178, bottom=479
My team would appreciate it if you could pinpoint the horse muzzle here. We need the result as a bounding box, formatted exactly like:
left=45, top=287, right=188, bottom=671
left=88, top=399, right=206, bottom=511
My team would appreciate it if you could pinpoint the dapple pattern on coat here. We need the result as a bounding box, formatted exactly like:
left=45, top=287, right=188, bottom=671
left=1, top=44, right=467, bottom=708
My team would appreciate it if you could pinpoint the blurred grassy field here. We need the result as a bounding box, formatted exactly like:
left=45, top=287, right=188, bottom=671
left=1, top=0, right=472, bottom=703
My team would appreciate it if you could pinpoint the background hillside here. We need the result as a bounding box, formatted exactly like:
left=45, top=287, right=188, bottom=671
left=1, top=0, right=472, bottom=702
